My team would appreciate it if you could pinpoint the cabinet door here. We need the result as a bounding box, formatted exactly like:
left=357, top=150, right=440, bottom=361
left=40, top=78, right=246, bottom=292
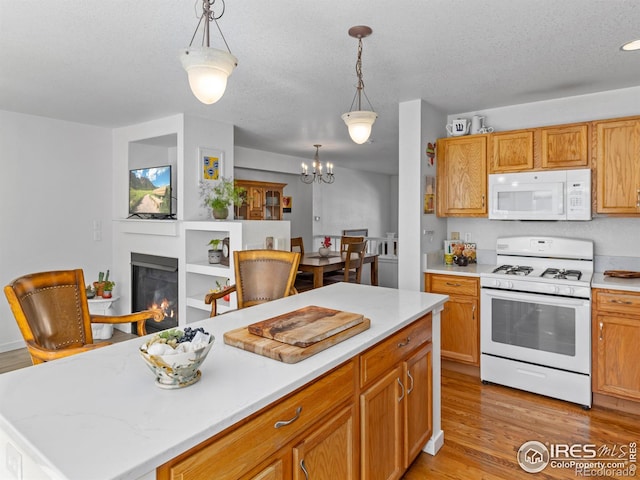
left=490, top=130, right=534, bottom=172
left=594, top=313, right=640, bottom=401
left=248, top=186, right=265, bottom=219
left=541, top=124, right=589, bottom=169
left=265, top=188, right=283, bottom=220
left=293, top=405, right=356, bottom=480
left=436, top=136, right=487, bottom=217
left=360, top=365, right=404, bottom=480
left=244, top=458, right=286, bottom=480
left=596, top=119, right=640, bottom=213
left=403, top=343, right=432, bottom=469
left=440, top=294, right=479, bottom=365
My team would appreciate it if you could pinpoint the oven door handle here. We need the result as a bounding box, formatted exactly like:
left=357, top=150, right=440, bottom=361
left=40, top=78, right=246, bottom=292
left=480, top=288, right=589, bottom=307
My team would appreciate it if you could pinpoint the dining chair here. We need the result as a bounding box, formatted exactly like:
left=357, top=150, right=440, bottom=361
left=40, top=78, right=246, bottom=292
left=205, top=250, right=301, bottom=316
left=4, top=269, right=164, bottom=365
left=290, top=237, right=305, bottom=255
left=325, top=240, right=367, bottom=284
left=290, top=237, right=314, bottom=291
left=340, top=235, right=365, bottom=253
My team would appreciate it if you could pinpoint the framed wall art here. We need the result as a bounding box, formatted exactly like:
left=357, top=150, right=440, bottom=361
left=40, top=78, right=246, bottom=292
left=282, top=196, right=292, bottom=213
left=198, top=147, right=224, bottom=183
left=424, top=175, right=435, bottom=214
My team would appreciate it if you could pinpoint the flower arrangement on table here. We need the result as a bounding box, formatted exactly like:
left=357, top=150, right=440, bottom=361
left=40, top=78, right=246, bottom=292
left=318, top=236, right=332, bottom=257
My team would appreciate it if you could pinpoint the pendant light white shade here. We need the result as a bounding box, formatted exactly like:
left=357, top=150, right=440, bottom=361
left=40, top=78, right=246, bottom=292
left=181, top=47, right=237, bottom=104
left=341, top=110, right=377, bottom=144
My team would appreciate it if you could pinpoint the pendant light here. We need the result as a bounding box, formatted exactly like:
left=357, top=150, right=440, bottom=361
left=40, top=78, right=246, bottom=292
left=341, top=26, right=377, bottom=144
left=181, top=0, right=237, bottom=104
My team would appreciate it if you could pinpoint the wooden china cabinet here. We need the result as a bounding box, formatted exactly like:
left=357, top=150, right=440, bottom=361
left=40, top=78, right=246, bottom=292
left=235, top=180, right=287, bottom=220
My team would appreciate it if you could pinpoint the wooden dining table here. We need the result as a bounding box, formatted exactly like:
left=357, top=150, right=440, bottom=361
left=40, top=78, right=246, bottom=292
left=297, top=251, right=379, bottom=289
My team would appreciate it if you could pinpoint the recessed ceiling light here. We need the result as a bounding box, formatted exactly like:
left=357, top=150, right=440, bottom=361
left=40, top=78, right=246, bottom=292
left=621, top=39, right=640, bottom=51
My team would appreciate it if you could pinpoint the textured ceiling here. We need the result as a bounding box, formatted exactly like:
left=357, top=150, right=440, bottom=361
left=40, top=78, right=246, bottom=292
left=2, top=1, right=640, bottom=174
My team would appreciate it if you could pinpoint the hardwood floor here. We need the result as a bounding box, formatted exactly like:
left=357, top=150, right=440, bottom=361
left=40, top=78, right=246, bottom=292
left=404, top=369, right=640, bottom=479
left=1, top=345, right=638, bottom=479
left=0, top=330, right=136, bottom=373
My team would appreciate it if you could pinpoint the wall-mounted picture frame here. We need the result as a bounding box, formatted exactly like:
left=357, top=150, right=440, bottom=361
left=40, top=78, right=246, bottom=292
left=424, top=175, right=435, bottom=214
left=198, top=147, right=224, bottom=184
left=282, top=196, right=292, bottom=213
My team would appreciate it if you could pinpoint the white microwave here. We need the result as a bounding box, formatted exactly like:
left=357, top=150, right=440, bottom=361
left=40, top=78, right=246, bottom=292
left=488, top=169, right=591, bottom=221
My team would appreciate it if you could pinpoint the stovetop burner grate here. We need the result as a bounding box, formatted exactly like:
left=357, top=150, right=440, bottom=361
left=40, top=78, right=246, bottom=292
left=492, top=265, right=534, bottom=276
left=540, top=268, right=582, bottom=281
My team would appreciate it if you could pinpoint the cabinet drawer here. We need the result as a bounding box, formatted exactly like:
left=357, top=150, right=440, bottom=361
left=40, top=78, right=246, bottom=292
left=595, top=290, right=640, bottom=315
left=159, top=360, right=356, bottom=480
left=427, top=274, right=478, bottom=297
left=360, top=314, right=432, bottom=388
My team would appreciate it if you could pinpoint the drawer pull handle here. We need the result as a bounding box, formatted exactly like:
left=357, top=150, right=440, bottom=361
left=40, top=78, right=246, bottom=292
left=445, top=282, right=462, bottom=287
left=610, top=299, right=633, bottom=305
left=407, top=370, right=415, bottom=395
left=599, top=321, right=604, bottom=341
left=397, top=378, right=405, bottom=402
left=274, top=406, right=302, bottom=428
left=300, top=459, right=309, bottom=480
left=397, top=337, right=411, bottom=348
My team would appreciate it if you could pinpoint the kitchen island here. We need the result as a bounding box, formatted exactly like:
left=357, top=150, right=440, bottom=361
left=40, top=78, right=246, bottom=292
left=0, top=283, right=447, bottom=480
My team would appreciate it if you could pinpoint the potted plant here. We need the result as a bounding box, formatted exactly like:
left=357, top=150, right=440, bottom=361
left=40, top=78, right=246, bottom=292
left=102, top=280, right=115, bottom=299
left=199, top=177, right=246, bottom=220
left=208, top=238, right=222, bottom=264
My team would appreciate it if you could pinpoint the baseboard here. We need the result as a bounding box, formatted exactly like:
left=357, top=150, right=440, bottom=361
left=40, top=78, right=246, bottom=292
left=442, top=359, right=480, bottom=378
left=592, top=392, right=640, bottom=415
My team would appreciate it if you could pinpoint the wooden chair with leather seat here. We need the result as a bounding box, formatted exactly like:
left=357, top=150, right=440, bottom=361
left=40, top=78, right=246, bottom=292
left=205, top=249, right=301, bottom=316
left=324, top=240, right=368, bottom=284
left=4, top=269, right=165, bottom=365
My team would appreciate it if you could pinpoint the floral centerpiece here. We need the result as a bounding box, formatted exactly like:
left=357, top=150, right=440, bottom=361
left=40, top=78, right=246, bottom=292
left=319, top=236, right=332, bottom=257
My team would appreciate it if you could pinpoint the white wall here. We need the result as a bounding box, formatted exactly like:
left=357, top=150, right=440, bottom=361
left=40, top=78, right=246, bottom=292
left=445, top=86, right=640, bottom=268
left=0, top=110, right=113, bottom=352
left=235, top=146, right=399, bottom=250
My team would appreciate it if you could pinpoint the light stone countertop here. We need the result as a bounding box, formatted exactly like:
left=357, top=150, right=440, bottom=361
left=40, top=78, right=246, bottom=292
left=0, top=283, right=447, bottom=480
left=425, top=263, right=496, bottom=277
left=591, top=273, right=640, bottom=293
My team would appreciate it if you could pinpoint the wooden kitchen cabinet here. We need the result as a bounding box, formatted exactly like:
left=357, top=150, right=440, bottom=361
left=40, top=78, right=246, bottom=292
left=425, top=273, right=479, bottom=366
left=436, top=135, right=487, bottom=217
left=592, top=288, right=640, bottom=402
left=157, top=361, right=357, bottom=480
left=489, top=129, right=534, bottom=173
left=292, top=406, right=356, bottom=479
left=235, top=180, right=287, bottom=220
left=359, top=314, right=433, bottom=479
left=595, top=118, right=640, bottom=214
left=541, top=123, right=589, bottom=169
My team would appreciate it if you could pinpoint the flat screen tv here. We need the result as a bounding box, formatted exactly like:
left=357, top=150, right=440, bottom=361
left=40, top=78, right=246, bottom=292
left=128, top=165, right=173, bottom=218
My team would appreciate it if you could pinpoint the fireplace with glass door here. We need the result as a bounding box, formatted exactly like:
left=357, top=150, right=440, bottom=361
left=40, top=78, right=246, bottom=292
left=131, top=252, right=178, bottom=334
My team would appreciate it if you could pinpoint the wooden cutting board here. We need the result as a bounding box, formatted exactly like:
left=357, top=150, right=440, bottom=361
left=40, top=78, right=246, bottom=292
left=224, top=317, right=370, bottom=364
left=604, top=270, right=640, bottom=278
left=247, top=306, right=364, bottom=347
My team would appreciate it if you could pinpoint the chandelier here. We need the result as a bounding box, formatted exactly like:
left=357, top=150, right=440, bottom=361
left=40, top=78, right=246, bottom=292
left=300, top=145, right=335, bottom=184
left=341, top=26, right=377, bottom=144
left=180, top=0, right=237, bottom=104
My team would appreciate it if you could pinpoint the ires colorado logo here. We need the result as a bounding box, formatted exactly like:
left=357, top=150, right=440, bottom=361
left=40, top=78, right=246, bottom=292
left=518, top=440, right=637, bottom=476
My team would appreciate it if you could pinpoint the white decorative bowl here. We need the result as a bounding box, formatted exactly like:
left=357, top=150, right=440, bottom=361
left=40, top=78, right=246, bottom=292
left=139, top=336, right=214, bottom=389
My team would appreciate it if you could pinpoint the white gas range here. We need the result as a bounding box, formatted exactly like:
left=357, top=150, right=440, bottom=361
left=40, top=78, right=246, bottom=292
left=480, top=236, right=593, bottom=408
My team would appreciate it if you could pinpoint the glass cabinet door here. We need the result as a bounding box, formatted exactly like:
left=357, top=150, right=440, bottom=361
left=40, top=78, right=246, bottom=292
left=264, top=189, right=282, bottom=220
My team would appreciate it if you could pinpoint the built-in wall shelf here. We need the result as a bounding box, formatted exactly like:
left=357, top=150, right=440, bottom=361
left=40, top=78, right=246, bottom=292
left=117, top=219, right=179, bottom=237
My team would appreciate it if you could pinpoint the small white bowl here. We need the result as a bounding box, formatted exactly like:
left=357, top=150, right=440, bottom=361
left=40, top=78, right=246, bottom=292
left=139, top=336, right=214, bottom=389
